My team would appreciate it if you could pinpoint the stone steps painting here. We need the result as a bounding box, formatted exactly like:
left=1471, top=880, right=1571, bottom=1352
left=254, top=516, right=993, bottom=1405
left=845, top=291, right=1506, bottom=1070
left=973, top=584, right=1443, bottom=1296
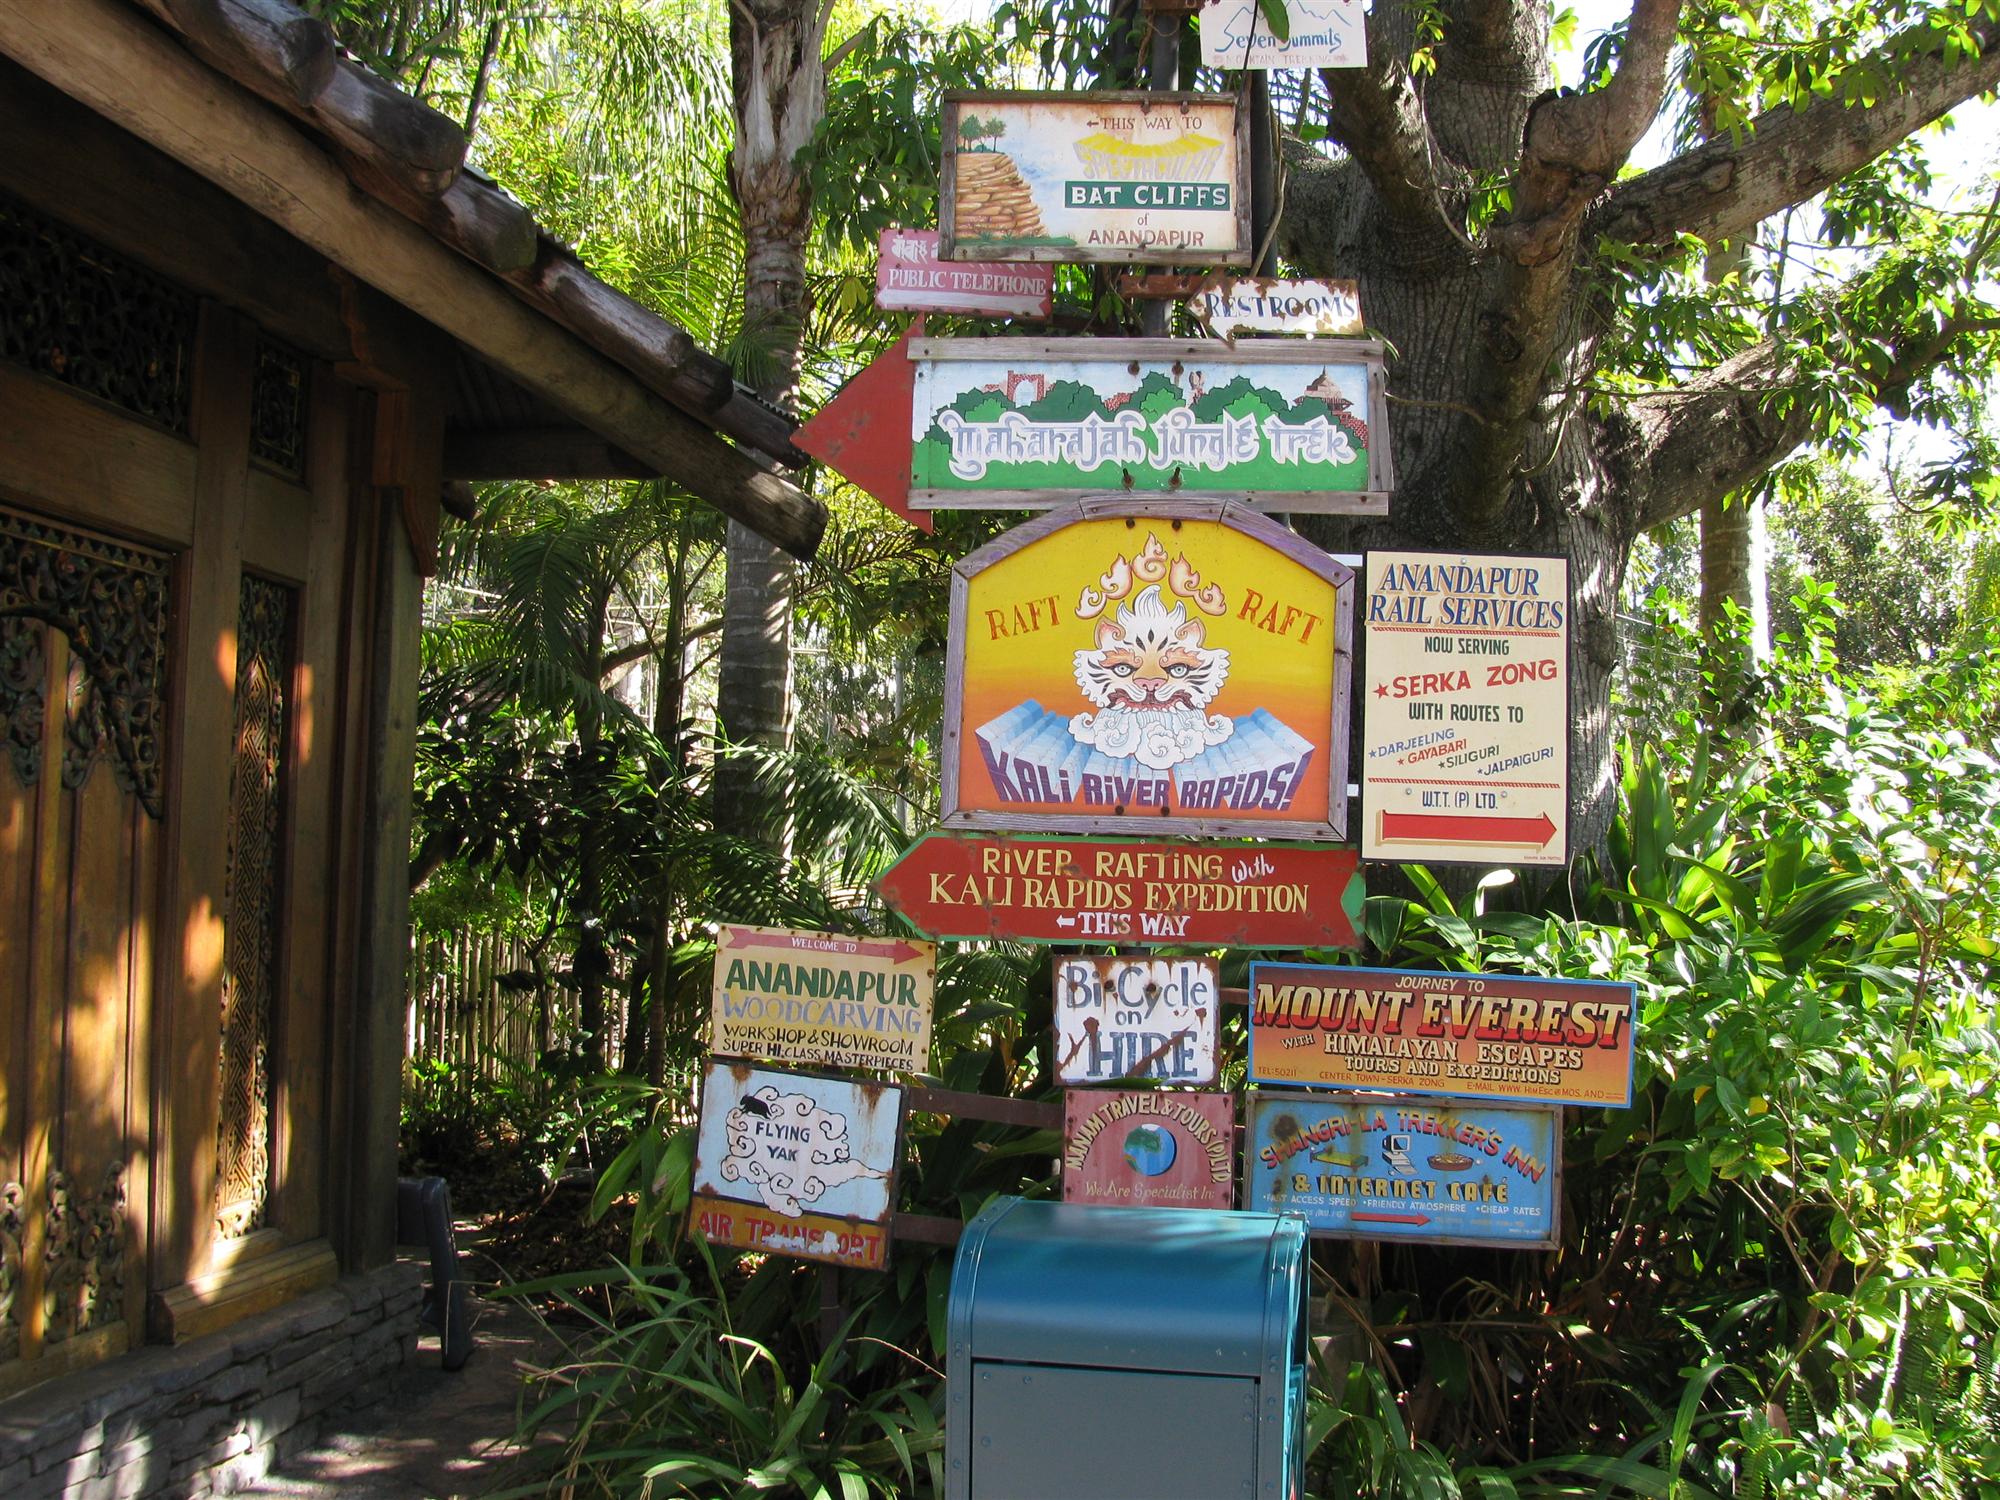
left=974, top=701, right=1316, bottom=817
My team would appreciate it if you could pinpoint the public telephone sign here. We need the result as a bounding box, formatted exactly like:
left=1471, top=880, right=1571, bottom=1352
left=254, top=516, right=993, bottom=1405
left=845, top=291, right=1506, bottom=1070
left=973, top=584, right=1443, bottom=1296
left=1247, top=962, right=1635, bottom=1108
left=1360, top=550, right=1570, bottom=866
left=945, top=500, right=1355, bottom=839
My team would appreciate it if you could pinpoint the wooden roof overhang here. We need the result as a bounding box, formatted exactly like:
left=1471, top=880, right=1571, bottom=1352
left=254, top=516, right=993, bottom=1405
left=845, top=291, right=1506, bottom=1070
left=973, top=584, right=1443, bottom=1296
left=0, top=0, right=826, bottom=559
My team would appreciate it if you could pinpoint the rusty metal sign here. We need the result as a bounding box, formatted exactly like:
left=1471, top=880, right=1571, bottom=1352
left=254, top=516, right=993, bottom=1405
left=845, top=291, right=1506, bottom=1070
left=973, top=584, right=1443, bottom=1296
left=1249, top=962, right=1635, bottom=1108
left=877, top=228, right=1053, bottom=318
left=1244, top=1092, right=1559, bottom=1249
left=690, top=1062, right=902, bottom=1271
left=1189, top=277, right=1363, bottom=337
left=1063, top=1090, right=1236, bottom=1210
left=709, top=923, right=936, bottom=1075
left=1054, top=955, right=1220, bottom=1085
left=874, top=832, right=1364, bottom=948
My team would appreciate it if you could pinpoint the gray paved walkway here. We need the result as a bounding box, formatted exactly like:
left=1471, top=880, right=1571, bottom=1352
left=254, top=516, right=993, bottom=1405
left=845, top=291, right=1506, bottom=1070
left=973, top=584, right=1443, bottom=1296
left=240, top=1283, right=565, bottom=1500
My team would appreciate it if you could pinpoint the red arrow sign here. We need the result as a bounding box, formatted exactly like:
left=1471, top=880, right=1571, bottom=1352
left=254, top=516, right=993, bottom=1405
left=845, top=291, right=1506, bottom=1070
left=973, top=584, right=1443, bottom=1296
left=1378, top=811, right=1558, bottom=847
left=792, top=319, right=928, bottom=532
left=875, top=833, right=1364, bottom=949
left=1351, top=1211, right=1431, bottom=1226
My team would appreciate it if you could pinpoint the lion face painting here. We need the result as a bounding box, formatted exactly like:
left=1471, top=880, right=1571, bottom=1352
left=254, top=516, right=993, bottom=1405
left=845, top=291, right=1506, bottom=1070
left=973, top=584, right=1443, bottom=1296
left=1069, top=585, right=1235, bottom=771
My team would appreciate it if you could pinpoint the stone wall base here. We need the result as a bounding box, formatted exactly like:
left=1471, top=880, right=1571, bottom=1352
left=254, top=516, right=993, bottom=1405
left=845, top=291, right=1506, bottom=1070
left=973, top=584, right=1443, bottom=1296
left=0, top=1262, right=425, bottom=1500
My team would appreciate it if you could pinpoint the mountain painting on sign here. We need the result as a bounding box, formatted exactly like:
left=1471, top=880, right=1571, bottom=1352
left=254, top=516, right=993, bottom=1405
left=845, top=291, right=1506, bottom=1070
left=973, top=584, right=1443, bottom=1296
left=909, top=341, right=1390, bottom=512
left=944, top=501, right=1355, bottom=840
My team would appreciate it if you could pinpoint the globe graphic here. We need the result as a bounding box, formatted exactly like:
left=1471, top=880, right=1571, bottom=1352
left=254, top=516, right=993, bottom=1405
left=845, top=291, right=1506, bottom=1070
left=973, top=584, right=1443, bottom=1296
left=1122, top=1124, right=1177, bottom=1177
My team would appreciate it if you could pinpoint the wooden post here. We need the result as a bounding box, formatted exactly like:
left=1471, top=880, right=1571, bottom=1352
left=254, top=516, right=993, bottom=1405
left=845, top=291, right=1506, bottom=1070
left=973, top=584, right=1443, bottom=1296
left=1138, top=9, right=1185, bottom=338
left=1250, top=71, right=1278, bottom=275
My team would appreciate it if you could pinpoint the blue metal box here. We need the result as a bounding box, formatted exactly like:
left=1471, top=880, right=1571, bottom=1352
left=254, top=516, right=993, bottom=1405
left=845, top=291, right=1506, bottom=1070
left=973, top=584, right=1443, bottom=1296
left=946, top=1196, right=1310, bottom=1500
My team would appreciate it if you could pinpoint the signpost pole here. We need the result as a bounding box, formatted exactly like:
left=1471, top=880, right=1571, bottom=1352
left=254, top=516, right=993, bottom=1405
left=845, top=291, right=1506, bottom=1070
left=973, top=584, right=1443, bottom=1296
left=1139, top=7, right=1184, bottom=338
left=1249, top=72, right=1276, bottom=275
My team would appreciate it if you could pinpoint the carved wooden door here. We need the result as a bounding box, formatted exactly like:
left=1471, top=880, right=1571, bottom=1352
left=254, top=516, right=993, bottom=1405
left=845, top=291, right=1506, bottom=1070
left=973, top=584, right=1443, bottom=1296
left=0, top=508, right=169, bottom=1392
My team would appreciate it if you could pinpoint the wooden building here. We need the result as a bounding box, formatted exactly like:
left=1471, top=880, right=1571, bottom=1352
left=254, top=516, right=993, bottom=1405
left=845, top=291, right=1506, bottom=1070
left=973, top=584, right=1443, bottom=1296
left=0, top=1, right=819, bottom=1492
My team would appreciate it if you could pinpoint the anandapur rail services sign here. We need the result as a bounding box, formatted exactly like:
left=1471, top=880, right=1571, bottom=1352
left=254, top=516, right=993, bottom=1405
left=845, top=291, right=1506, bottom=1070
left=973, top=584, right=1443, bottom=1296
left=709, top=924, right=935, bottom=1075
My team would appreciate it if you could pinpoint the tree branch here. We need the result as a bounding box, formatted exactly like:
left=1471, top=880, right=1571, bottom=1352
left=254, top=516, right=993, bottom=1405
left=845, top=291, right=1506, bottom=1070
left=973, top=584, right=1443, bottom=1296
left=1629, top=311, right=1996, bottom=532
left=1318, top=12, right=1459, bottom=236
left=1456, top=0, right=1684, bottom=518
left=1593, top=16, right=2000, bottom=255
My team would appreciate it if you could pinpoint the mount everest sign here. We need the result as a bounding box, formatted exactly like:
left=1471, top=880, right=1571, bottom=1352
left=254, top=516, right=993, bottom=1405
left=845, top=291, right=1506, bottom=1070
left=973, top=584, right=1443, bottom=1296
left=941, top=499, right=1355, bottom=840
left=910, top=337, right=1391, bottom=514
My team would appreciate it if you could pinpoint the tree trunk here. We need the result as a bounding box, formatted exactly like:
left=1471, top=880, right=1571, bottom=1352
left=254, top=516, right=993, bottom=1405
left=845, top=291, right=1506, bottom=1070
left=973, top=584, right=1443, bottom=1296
left=1272, top=4, right=2000, bottom=851
left=713, top=0, right=827, bottom=851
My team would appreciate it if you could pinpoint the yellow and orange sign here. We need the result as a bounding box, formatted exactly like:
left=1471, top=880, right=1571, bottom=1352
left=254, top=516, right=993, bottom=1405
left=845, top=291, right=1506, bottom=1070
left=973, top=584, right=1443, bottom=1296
left=944, top=501, right=1354, bottom=840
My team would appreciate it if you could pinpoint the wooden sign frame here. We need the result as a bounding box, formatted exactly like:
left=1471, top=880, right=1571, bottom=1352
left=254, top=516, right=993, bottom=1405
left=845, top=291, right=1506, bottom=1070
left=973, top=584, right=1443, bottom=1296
left=1242, top=1091, right=1562, bottom=1250
left=941, top=498, right=1354, bottom=841
left=909, top=337, right=1393, bottom=515
left=940, top=90, right=1252, bottom=267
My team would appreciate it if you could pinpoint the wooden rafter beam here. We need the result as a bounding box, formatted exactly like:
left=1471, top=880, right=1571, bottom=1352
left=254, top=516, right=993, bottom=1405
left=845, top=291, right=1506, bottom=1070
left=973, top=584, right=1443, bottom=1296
left=1, top=0, right=826, bottom=558
left=442, top=426, right=656, bottom=482
left=128, top=0, right=807, bottom=471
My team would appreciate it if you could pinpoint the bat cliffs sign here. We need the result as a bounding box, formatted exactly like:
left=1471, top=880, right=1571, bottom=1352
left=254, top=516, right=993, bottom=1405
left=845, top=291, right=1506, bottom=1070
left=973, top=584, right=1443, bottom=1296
left=942, top=500, right=1355, bottom=840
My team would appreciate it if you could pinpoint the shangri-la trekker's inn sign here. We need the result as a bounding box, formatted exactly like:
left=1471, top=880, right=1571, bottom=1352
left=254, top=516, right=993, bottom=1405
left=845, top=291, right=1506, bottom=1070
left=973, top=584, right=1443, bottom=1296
left=909, top=338, right=1392, bottom=514
left=942, top=500, right=1355, bottom=840
left=941, top=91, right=1250, bottom=264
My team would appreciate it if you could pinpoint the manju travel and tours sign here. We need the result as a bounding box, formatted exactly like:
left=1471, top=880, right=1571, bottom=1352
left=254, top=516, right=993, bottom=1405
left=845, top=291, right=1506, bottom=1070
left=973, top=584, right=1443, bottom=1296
left=1247, top=962, right=1635, bottom=1108
left=1244, top=1093, right=1559, bottom=1249
left=910, top=338, right=1391, bottom=512
left=690, top=1064, right=903, bottom=1270
left=708, top=924, right=935, bottom=1075
left=1360, top=550, right=1570, bottom=865
left=940, top=91, right=1250, bottom=264
left=1054, top=955, right=1221, bottom=1085
left=942, top=501, right=1354, bottom=838
left=875, top=834, right=1365, bottom=948
left=1062, top=1090, right=1235, bottom=1210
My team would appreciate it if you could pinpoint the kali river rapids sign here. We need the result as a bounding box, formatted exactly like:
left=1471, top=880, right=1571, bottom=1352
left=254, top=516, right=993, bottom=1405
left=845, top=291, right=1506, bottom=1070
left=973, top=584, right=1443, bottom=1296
left=943, top=501, right=1354, bottom=838
left=1361, top=550, right=1570, bottom=865
left=941, top=91, right=1249, bottom=264
left=709, top=924, right=935, bottom=1075
left=1244, top=1092, right=1560, bottom=1249
left=691, top=1063, right=903, bottom=1270
left=874, top=834, right=1364, bottom=949
left=1248, top=962, right=1635, bottom=1108
left=910, top=338, right=1390, bottom=513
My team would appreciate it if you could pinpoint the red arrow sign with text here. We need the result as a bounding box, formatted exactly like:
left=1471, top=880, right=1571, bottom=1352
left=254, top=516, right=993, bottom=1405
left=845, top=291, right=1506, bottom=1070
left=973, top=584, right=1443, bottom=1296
left=874, top=833, right=1364, bottom=948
